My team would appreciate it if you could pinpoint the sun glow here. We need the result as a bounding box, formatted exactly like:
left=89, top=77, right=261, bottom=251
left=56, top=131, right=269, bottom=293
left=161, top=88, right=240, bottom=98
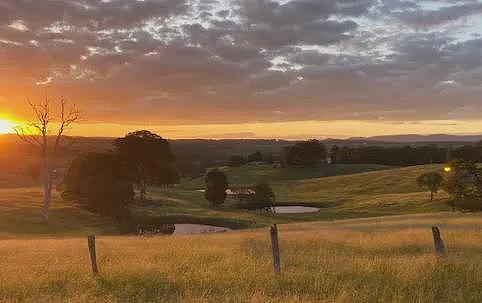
left=0, top=119, right=15, bottom=134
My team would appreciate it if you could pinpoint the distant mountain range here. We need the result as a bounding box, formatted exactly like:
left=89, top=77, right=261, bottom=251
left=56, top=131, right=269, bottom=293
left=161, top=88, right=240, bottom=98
left=2, top=133, right=482, bottom=144
left=349, top=134, right=482, bottom=143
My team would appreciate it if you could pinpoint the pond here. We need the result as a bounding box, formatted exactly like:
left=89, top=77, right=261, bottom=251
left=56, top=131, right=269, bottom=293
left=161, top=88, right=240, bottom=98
left=173, top=224, right=231, bottom=235
left=137, top=223, right=231, bottom=235
left=264, top=206, right=320, bottom=214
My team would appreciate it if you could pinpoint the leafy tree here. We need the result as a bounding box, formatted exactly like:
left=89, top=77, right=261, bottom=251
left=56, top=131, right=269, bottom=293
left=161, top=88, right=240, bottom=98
left=60, top=152, right=134, bottom=220
left=282, top=140, right=327, bottom=167
left=204, top=169, right=228, bottom=207
left=416, top=172, right=443, bottom=201
left=228, top=155, right=245, bottom=167
left=252, top=183, right=276, bottom=208
left=114, top=130, right=179, bottom=200
left=443, top=160, right=482, bottom=211
left=247, top=150, right=263, bottom=162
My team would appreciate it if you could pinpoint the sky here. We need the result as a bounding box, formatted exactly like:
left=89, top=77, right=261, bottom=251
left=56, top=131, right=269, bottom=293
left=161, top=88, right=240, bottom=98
left=0, top=0, right=482, bottom=139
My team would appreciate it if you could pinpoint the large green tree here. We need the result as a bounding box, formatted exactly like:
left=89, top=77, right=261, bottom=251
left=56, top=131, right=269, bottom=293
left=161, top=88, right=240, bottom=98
left=60, top=152, right=134, bottom=220
left=204, top=169, right=228, bottom=207
left=444, top=160, right=482, bottom=211
left=114, top=130, right=179, bottom=200
left=252, top=183, right=276, bottom=209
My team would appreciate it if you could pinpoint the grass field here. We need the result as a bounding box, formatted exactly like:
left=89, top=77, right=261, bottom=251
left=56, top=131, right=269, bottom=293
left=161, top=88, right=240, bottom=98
left=181, top=164, right=394, bottom=189
left=0, top=164, right=479, bottom=302
left=1, top=212, right=481, bottom=302
left=0, top=164, right=452, bottom=236
left=145, top=164, right=451, bottom=228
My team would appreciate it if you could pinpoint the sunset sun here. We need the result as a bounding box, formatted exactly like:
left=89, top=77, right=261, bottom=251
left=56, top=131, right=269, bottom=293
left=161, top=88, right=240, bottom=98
left=1, top=1, right=482, bottom=302
left=0, top=119, right=14, bottom=134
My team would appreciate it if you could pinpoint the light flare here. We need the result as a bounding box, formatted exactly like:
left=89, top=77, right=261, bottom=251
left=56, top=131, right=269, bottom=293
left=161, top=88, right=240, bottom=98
left=0, top=119, right=15, bottom=134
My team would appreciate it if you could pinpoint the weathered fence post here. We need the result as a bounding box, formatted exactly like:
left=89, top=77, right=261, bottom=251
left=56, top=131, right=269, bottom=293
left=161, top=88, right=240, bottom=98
left=431, top=226, right=445, bottom=254
left=270, top=224, right=281, bottom=273
left=87, top=235, right=99, bottom=275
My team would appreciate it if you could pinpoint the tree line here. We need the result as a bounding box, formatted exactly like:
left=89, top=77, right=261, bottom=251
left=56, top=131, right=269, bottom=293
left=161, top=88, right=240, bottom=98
left=330, top=143, right=482, bottom=166
left=229, top=140, right=482, bottom=169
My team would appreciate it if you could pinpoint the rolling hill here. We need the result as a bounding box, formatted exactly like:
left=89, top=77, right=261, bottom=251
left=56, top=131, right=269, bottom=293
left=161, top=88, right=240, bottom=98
left=0, top=164, right=451, bottom=237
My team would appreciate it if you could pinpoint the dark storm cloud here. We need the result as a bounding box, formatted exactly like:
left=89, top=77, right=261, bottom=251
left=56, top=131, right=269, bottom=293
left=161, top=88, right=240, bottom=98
left=0, top=0, right=187, bottom=29
left=0, top=0, right=482, bottom=123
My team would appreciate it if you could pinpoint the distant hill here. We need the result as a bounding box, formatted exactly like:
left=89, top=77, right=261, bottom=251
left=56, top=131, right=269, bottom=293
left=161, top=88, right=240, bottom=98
left=349, top=134, right=482, bottom=143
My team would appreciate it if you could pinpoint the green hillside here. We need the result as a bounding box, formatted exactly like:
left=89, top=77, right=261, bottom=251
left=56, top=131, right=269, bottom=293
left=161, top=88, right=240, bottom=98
left=0, top=164, right=451, bottom=237
left=181, top=164, right=394, bottom=189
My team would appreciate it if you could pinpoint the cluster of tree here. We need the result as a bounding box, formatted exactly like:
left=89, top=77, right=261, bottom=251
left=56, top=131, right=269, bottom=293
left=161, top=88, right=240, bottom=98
left=227, top=150, right=274, bottom=167
left=282, top=140, right=327, bottom=167
left=416, top=159, right=482, bottom=211
left=330, top=143, right=482, bottom=166
left=244, top=183, right=276, bottom=210
left=448, top=143, right=482, bottom=162
left=203, top=168, right=276, bottom=209
left=60, top=130, right=179, bottom=220
left=444, top=160, right=482, bottom=211
left=172, top=139, right=287, bottom=178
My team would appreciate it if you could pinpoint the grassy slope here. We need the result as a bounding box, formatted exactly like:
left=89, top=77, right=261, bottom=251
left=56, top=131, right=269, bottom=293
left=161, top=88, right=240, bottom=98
left=145, top=165, right=448, bottom=226
left=0, top=187, right=118, bottom=238
left=272, top=164, right=450, bottom=217
left=1, top=212, right=481, bottom=302
left=0, top=164, right=451, bottom=236
left=181, top=164, right=393, bottom=189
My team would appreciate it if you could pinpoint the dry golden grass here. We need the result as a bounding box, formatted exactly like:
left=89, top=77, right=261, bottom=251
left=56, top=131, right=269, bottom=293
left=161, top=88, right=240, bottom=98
left=1, top=212, right=481, bottom=302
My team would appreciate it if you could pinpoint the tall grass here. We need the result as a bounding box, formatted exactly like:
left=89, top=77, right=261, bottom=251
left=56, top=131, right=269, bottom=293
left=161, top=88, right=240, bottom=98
left=1, top=213, right=481, bottom=302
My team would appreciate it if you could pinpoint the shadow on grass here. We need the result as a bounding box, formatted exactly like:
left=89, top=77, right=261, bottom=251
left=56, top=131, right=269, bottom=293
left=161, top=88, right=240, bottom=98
left=95, top=271, right=181, bottom=302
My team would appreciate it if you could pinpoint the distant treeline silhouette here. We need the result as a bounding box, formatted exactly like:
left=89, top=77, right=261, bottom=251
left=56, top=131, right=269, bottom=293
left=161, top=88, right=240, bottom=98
left=329, top=143, right=482, bottom=166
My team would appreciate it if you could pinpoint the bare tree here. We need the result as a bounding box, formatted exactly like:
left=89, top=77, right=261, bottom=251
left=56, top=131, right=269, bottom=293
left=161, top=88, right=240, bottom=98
left=15, top=98, right=80, bottom=222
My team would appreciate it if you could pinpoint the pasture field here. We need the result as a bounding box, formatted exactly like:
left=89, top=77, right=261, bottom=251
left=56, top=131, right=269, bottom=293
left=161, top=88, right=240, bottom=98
left=0, top=164, right=451, bottom=237
left=150, top=164, right=450, bottom=227
left=180, top=164, right=393, bottom=189
left=1, top=213, right=481, bottom=302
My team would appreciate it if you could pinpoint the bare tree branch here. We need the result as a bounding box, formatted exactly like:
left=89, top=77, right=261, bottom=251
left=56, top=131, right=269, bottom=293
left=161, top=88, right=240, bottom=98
left=15, top=97, right=81, bottom=222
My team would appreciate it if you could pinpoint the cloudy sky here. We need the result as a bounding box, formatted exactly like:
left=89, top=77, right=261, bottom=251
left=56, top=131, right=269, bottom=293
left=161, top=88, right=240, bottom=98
left=0, top=0, right=481, bottom=138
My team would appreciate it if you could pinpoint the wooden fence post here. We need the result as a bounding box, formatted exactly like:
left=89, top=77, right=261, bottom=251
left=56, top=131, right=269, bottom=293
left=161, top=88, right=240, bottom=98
left=270, top=224, right=281, bottom=273
left=87, top=235, right=99, bottom=275
left=431, top=226, right=445, bottom=254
